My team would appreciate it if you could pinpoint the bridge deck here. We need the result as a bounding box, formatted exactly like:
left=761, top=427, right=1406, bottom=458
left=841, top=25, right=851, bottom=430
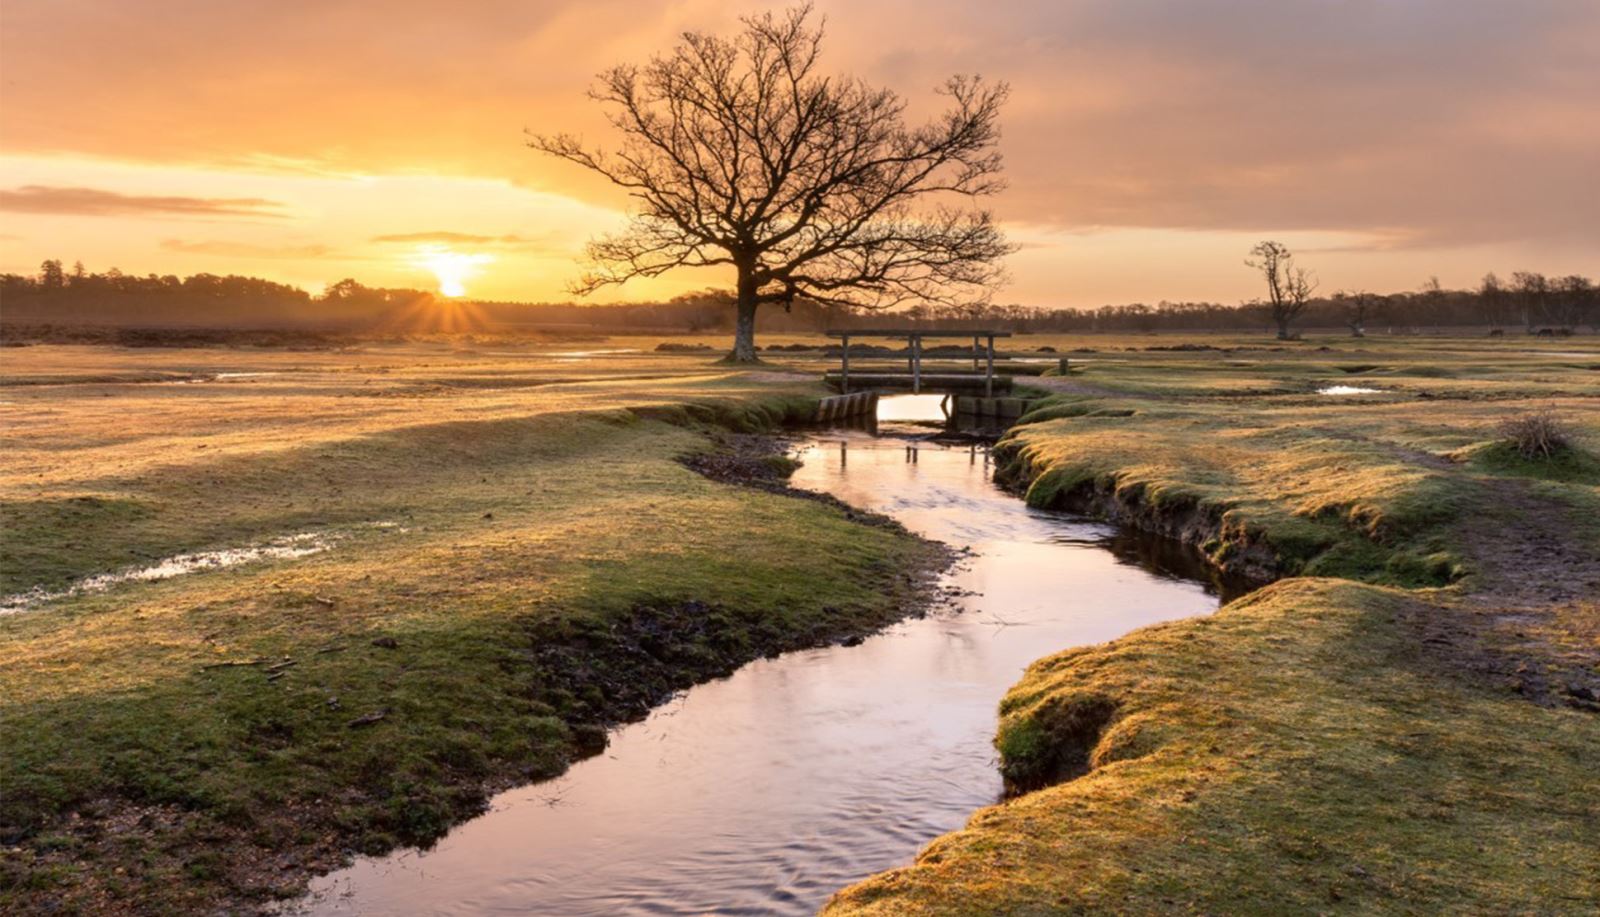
left=822, top=371, right=1013, bottom=393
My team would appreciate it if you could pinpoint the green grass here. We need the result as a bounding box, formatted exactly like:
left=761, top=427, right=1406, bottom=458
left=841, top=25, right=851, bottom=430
left=827, top=580, right=1600, bottom=915
left=829, top=338, right=1600, bottom=915
left=0, top=375, right=942, bottom=913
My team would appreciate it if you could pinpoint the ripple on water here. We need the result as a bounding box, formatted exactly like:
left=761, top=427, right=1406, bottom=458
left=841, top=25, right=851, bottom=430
left=293, top=397, right=1228, bottom=917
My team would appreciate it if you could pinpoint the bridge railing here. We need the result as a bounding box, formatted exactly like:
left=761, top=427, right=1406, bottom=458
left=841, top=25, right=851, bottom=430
left=823, top=329, right=1014, bottom=396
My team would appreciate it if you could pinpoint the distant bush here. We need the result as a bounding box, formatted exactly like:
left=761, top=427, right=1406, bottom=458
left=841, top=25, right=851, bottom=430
left=1500, top=410, right=1569, bottom=459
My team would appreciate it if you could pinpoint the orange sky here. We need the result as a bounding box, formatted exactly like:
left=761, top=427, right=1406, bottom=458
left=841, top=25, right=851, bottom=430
left=2, top=0, right=1596, bottom=307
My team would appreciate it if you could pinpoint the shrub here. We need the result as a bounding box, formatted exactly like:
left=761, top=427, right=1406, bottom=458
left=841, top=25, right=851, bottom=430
left=1500, top=410, right=1569, bottom=459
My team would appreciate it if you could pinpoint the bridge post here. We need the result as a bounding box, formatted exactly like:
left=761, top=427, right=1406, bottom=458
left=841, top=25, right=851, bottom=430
left=985, top=334, right=995, bottom=397
left=841, top=333, right=850, bottom=392
left=911, top=333, right=922, bottom=394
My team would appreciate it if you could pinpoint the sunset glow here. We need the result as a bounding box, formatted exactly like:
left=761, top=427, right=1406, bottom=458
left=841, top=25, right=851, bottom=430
left=1, top=2, right=1596, bottom=305
left=415, top=247, right=492, bottom=298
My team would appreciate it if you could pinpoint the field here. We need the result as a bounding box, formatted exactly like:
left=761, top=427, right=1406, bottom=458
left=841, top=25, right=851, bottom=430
left=828, top=333, right=1600, bottom=913
left=0, top=338, right=946, bottom=913
left=3, top=330, right=1598, bottom=914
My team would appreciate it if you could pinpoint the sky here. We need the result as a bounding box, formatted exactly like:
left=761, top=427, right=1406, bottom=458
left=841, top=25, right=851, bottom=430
left=1, top=0, right=1596, bottom=308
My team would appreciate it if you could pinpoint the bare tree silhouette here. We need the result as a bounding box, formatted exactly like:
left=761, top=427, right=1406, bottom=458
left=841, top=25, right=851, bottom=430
left=1246, top=241, right=1316, bottom=340
left=1335, top=289, right=1375, bottom=337
left=529, top=4, right=1013, bottom=361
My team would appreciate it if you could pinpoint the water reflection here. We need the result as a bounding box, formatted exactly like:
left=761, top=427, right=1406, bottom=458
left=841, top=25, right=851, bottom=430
left=297, top=407, right=1226, bottom=917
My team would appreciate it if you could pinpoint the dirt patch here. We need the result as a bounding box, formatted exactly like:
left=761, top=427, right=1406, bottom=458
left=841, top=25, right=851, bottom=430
left=679, top=432, right=914, bottom=530
left=1439, top=478, right=1600, bottom=711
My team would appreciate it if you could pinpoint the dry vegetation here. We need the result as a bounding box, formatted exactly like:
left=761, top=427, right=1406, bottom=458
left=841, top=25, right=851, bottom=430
left=830, top=334, right=1600, bottom=914
left=4, top=331, right=1598, bottom=914
left=0, top=339, right=944, bottom=913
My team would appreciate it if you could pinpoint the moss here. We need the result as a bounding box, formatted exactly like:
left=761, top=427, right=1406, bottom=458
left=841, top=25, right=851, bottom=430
left=1469, top=439, right=1600, bottom=485
left=996, top=691, right=1118, bottom=793
left=828, top=581, right=1600, bottom=915
left=0, top=371, right=943, bottom=913
left=831, top=337, right=1600, bottom=916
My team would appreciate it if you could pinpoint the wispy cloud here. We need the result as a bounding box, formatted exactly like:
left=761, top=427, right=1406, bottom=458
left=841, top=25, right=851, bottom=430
left=0, top=185, right=287, bottom=218
left=371, top=230, right=570, bottom=253
left=160, top=238, right=334, bottom=259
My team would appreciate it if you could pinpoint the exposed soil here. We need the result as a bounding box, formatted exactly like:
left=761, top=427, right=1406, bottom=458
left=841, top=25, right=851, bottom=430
left=1440, top=477, right=1600, bottom=711
left=4, top=430, right=956, bottom=916
left=995, top=421, right=1600, bottom=715
left=679, top=431, right=920, bottom=531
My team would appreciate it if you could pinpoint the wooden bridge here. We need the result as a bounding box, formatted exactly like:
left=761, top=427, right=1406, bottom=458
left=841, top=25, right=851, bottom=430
left=823, top=329, right=1014, bottom=396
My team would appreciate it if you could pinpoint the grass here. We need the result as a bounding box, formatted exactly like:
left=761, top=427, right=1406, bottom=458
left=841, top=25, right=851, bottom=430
left=0, top=343, right=944, bottom=913
left=827, top=580, right=1600, bottom=914
left=4, top=331, right=1598, bottom=914
left=828, top=334, right=1600, bottom=915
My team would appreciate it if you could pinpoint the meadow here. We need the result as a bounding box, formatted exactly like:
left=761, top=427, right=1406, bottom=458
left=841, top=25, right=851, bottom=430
left=829, top=333, right=1600, bottom=913
left=2, top=330, right=1597, bottom=914
left=0, top=338, right=945, bottom=912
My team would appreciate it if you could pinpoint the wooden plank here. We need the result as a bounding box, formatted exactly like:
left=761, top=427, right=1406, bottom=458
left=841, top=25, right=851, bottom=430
left=824, top=329, right=1014, bottom=338
left=822, top=372, right=1014, bottom=392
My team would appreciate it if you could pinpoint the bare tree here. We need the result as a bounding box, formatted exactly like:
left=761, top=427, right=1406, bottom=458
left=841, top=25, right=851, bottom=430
left=1478, top=272, right=1507, bottom=331
left=529, top=5, right=1013, bottom=362
left=1550, top=275, right=1594, bottom=331
left=1419, top=275, right=1446, bottom=329
left=1510, top=271, right=1548, bottom=333
left=1336, top=289, right=1374, bottom=337
left=1246, top=240, right=1316, bottom=340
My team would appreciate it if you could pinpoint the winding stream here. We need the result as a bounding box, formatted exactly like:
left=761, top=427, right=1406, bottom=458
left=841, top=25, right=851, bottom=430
left=298, top=398, right=1234, bottom=915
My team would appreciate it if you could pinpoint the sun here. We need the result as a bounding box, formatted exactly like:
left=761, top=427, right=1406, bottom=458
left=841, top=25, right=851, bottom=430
left=414, top=246, right=492, bottom=298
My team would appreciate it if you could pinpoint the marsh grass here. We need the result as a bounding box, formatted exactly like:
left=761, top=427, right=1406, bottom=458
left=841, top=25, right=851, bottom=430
left=830, top=335, right=1600, bottom=915
left=828, top=581, right=1600, bottom=914
left=0, top=348, right=942, bottom=912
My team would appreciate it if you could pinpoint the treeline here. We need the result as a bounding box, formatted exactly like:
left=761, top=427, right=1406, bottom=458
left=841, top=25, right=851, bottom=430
left=0, top=261, right=843, bottom=332
left=2, top=260, right=1594, bottom=335
left=0, top=262, right=440, bottom=328
left=839, top=271, right=1597, bottom=334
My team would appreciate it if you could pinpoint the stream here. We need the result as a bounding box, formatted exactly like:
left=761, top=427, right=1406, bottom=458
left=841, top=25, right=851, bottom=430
left=298, top=397, right=1236, bottom=915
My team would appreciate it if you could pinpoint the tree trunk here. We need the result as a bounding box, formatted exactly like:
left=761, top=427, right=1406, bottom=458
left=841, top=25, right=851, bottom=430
left=1275, top=314, right=1292, bottom=340
left=728, top=266, right=760, bottom=363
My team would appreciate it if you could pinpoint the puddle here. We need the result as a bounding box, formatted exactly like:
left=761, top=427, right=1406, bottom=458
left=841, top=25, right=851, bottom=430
left=546, top=349, right=643, bottom=359
left=1317, top=385, right=1385, bottom=395
left=0, top=524, right=400, bottom=615
left=295, top=397, right=1232, bottom=916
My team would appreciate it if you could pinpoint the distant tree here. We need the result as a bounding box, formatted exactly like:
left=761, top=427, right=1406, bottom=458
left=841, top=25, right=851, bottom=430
left=530, top=4, right=1012, bottom=362
left=1419, top=276, right=1446, bottom=328
left=1478, top=272, right=1508, bottom=330
left=1510, top=271, right=1550, bottom=332
left=1246, top=241, right=1316, bottom=340
left=39, top=259, right=64, bottom=291
left=1336, top=289, right=1374, bottom=337
left=1551, top=275, right=1594, bottom=331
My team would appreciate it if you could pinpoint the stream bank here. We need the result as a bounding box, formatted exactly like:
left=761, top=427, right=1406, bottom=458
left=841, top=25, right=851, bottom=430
left=293, top=400, right=1233, bottom=915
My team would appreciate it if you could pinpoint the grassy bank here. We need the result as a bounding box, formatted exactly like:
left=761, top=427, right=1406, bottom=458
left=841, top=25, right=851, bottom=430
left=830, top=338, right=1600, bottom=913
left=0, top=348, right=946, bottom=913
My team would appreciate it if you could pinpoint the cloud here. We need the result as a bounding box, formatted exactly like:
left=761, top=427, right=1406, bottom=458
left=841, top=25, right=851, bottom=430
left=1, top=0, right=1596, bottom=302
left=160, top=239, right=334, bottom=258
left=0, top=185, right=287, bottom=219
left=371, top=230, right=570, bottom=254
